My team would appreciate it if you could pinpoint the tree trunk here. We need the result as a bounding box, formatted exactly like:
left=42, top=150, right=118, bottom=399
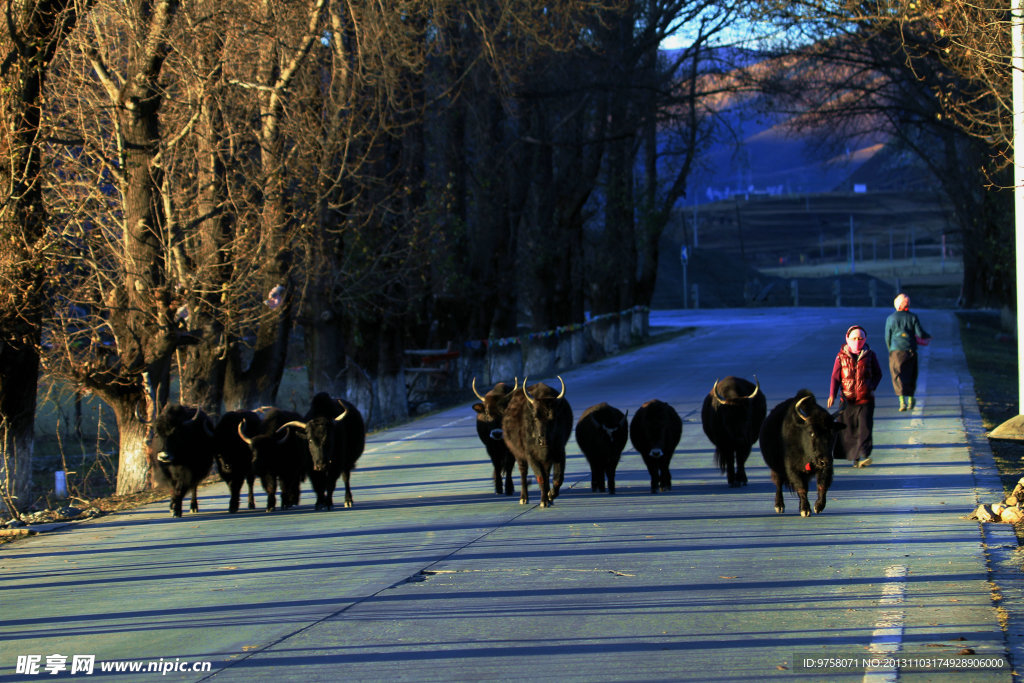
left=223, top=0, right=324, bottom=409
left=180, top=36, right=230, bottom=415
left=0, top=341, right=39, bottom=513
left=112, top=395, right=154, bottom=495
left=343, top=322, right=376, bottom=427
left=604, top=128, right=636, bottom=315
left=72, top=0, right=184, bottom=494
left=469, top=90, right=521, bottom=340
left=303, top=305, right=348, bottom=399
left=222, top=260, right=295, bottom=410
left=375, top=321, right=406, bottom=426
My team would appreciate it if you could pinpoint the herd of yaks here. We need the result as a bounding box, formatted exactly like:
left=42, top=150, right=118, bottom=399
left=470, top=374, right=844, bottom=517
left=149, top=374, right=845, bottom=519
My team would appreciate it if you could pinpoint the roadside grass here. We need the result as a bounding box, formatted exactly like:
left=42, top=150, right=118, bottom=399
left=956, top=311, right=1024, bottom=501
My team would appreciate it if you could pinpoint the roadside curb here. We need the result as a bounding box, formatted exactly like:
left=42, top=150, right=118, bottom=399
left=954, top=316, right=1024, bottom=677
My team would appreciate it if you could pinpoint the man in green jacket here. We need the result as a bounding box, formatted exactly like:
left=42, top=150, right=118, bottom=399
left=884, top=293, right=931, bottom=412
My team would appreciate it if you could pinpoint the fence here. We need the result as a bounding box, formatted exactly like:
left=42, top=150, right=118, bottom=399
left=405, top=306, right=651, bottom=407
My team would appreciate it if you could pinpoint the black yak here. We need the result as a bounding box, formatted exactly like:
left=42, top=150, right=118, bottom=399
left=575, top=403, right=629, bottom=494
left=471, top=378, right=518, bottom=495
left=147, top=404, right=216, bottom=517
left=701, top=376, right=767, bottom=487
left=629, top=400, right=683, bottom=494
left=238, top=408, right=308, bottom=511
left=281, top=392, right=366, bottom=510
left=759, top=390, right=845, bottom=517
left=213, top=410, right=262, bottom=513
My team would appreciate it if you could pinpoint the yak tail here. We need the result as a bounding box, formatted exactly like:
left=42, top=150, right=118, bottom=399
left=713, top=448, right=727, bottom=474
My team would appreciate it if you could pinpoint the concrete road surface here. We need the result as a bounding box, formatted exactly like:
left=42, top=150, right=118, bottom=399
left=2, top=308, right=1023, bottom=682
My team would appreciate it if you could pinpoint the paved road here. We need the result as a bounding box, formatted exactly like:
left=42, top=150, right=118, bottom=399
left=1, top=308, right=1021, bottom=681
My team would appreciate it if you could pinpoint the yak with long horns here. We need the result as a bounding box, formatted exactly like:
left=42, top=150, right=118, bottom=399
left=501, top=376, right=573, bottom=508
left=280, top=393, right=365, bottom=510
left=237, top=408, right=308, bottom=511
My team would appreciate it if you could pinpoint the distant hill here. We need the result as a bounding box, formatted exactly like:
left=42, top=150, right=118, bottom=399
left=649, top=47, right=957, bottom=309
left=660, top=47, right=936, bottom=203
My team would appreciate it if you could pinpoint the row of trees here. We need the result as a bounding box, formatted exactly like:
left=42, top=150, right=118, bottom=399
left=0, top=0, right=1016, bottom=512
left=0, top=0, right=756, bottom=511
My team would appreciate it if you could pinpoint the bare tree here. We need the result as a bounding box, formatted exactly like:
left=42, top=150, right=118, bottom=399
left=216, top=0, right=328, bottom=411
left=0, top=0, right=78, bottom=513
left=589, top=0, right=750, bottom=330
left=751, top=0, right=1014, bottom=306
left=295, top=1, right=625, bottom=420
left=57, top=0, right=184, bottom=492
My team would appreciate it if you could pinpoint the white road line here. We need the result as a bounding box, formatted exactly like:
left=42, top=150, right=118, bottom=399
left=863, top=564, right=908, bottom=683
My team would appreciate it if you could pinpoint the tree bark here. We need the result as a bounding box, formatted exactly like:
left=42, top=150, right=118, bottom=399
left=112, top=396, right=156, bottom=495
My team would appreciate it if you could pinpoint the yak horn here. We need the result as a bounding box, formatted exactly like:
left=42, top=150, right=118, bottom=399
left=748, top=375, right=760, bottom=399
left=712, top=378, right=725, bottom=403
left=134, top=402, right=152, bottom=425
left=274, top=422, right=301, bottom=444
left=523, top=376, right=564, bottom=405
left=237, top=421, right=254, bottom=446
left=522, top=377, right=535, bottom=406
left=184, top=407, right=213, bottom=435
left=512, top=377, right=519, bottom=393
left=334, top=401, right=349, bottom=422
left=795, top=395, right=812, bottom=422
left=472, top=377, right=486, bottom=401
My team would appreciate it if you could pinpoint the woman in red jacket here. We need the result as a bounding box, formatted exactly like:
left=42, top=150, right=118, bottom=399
left=827, top=325, right=883, bottom=467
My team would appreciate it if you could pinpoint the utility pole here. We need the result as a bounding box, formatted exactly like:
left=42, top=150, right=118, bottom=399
left=693, top=200, right=699, bottom=248
left=849, top=216, right=855, bottom=274
left=680, top=246, right=689, bottom=309
left=992, top=0, right=1024, bottom=438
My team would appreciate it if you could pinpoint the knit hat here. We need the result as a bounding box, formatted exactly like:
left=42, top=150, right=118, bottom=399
left=894, top=293, right=910, bottom=310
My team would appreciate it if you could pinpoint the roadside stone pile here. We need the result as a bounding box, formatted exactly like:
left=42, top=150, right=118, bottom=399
left=0, top=506, right=102, bottom=538
left=969, top=476, right=1024, bottom=524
